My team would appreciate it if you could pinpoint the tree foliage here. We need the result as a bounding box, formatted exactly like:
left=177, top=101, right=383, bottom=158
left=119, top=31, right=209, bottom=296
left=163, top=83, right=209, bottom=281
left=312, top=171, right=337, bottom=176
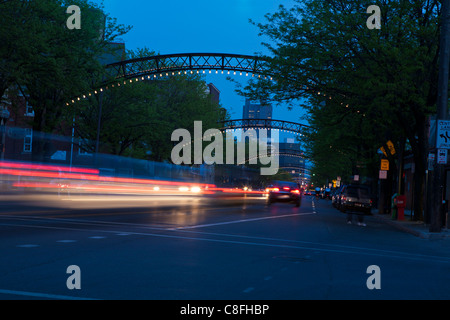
left=244, top=0, right=441, bottom=218
left=72, top=48, right=229, bottom=162
left=0, top=0, right=131, bottom=159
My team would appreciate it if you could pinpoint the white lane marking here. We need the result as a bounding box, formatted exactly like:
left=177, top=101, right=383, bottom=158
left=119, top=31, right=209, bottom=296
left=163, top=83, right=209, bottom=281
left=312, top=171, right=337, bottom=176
left=0, top=288, right=96, bottom=300
left=0, top=214, right=171, bottom=231
left=264, top=276, right=273, bottom=281
left=89, top=236, right=106, bottom=239
left=243, top=287, right=254, bottom=293
left=16, top=244, right=39, bottom=248
left=3, top=221, right=450, bottom=264
left=172, top=212, right=316, bottom=230
left=116, top=233, right=130, bottom=236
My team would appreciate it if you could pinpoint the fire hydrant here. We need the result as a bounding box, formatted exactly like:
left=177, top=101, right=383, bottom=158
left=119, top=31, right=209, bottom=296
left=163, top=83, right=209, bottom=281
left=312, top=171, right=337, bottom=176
left=396, top=195, right=406, bottom=221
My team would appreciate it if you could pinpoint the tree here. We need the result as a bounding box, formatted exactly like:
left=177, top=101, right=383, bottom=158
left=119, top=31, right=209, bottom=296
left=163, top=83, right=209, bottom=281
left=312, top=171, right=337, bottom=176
left=72, top=47, right=229, bottom=162
left=0, top=0, right=131, bottom=160
left=0, top=0, right=36, bottom=99
left=243, top=0, right=441, bottom=220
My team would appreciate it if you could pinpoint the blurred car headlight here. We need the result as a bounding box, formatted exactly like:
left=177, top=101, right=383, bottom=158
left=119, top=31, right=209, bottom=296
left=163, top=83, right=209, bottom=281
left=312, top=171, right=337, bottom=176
left=190, top=186, right=201, bottom=193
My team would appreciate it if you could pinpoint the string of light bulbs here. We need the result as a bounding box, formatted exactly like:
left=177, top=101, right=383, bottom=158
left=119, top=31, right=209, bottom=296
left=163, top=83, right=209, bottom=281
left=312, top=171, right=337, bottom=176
left=66, top=69, right=274, bottom=106
left=65, top=68, right=364, bottom=117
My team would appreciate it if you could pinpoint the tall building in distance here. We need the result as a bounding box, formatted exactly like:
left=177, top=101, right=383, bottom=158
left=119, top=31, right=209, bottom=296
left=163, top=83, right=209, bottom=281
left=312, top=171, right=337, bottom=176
left=206, top=83, right=220, bottom=105
left=279, top=138, right=306, bottom=184
left=242, top=98, right=272, bottom=120
left=241, top=98, right=273, bottom=142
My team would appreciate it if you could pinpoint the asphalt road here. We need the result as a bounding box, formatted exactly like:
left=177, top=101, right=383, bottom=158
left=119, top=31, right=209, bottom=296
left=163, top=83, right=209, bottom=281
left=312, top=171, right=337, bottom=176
left=1, top=193, right=450, bottom=300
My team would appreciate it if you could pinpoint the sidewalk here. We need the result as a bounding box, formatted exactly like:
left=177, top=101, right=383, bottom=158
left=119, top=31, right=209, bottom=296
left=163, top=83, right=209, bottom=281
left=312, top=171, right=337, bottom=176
left=372, top=210, right=450, bottom=239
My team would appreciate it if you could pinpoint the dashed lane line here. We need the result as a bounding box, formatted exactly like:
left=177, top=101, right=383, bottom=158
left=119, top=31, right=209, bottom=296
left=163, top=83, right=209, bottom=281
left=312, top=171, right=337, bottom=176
left=243, top=287, right=254, bottom=293
left=16, top=244, right=40, bottom=248
left=0, top=288, right=97, bottom=300
left=171, top=212, right=316, bottom=230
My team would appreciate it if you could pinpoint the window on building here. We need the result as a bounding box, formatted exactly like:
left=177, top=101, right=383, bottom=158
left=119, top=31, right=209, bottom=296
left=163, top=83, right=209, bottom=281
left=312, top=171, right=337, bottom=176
left=25, top=102, right=34, bottom=117
left=23, top=128, right=32, bottom=153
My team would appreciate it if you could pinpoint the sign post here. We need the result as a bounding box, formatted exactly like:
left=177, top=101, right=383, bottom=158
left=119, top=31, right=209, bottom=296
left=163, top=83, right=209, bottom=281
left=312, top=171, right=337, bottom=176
left=430, top=0, right=450, bottom=233
left=380, top=159, right=389, bottom=171
left=438, top=149, right=448, bottom=165
left=437, top=120, right=450, bottom=150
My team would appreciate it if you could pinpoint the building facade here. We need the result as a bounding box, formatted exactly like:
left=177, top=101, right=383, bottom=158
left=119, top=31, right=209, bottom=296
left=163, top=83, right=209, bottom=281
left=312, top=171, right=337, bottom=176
left=241, top=98, right=273, bottom=142
left=242, top=98, right=272, bottom=120
left=279, top=138, right=306, bottom=183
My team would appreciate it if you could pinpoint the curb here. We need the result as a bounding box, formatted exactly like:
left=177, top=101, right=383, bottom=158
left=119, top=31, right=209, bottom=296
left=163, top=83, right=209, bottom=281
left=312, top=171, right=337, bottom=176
left=372, top=213, right=450, bottom=239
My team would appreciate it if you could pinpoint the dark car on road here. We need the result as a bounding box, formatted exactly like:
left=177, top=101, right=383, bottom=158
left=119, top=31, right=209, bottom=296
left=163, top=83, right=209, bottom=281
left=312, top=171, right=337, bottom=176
left=339, top=184, right=372, bottom=214
left=266, top=181, right=302, bottom=207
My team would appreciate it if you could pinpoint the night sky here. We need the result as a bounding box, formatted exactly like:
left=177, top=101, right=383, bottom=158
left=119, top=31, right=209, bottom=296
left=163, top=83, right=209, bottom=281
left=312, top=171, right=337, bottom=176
left=91, top=0, right=306, bottom=127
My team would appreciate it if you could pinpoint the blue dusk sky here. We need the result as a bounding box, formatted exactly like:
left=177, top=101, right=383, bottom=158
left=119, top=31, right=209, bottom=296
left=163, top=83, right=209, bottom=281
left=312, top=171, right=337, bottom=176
left=91, top=0, right=307, bottom=127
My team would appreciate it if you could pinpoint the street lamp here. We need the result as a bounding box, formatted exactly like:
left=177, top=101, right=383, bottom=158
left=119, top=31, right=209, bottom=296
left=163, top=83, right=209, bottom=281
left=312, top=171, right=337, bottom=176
left=0, top=107, right=10, bottom=161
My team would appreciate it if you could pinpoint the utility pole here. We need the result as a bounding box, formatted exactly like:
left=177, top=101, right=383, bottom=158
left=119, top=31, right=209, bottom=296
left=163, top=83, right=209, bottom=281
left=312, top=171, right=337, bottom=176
left=430, top=0, right=450, bottom=232
left=0, top=107, right=10, bottom=161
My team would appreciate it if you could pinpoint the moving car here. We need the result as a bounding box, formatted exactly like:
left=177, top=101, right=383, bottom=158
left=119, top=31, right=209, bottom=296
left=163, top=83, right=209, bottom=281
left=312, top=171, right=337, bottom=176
left=339, top=184, right=372, bottom=214
left=266, top=181, right=302, bottom=207
left=324, top=188, right=331, bottom=199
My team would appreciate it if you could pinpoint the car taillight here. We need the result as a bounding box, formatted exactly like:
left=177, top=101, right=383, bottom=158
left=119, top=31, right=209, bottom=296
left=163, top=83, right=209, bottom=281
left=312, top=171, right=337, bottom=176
left=283, top=187, right=290, bottom=191
left=342, top=196, right=346, bottom=201
left=291, top=189, right=300, bottom=194
left=273, top=188, right=280, bottom=192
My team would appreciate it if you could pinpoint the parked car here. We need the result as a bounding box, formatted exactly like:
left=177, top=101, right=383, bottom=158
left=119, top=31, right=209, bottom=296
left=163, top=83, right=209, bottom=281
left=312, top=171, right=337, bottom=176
left=339, top=184, right=372, bottom=214
left=267, top=181, right=302, bottom=207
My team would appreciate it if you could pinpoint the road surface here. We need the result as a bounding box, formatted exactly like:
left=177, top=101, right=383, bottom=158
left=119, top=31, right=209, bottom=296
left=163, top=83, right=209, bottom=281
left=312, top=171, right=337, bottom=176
left=1, top=193, right=450, bottom=300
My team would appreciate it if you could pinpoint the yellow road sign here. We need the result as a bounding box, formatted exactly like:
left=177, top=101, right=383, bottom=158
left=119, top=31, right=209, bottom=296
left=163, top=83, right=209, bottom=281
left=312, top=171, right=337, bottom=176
left=380, top=140, right=396, bottom=157
left=381, top=159, right=389, bottom=171
left=386, top=140, right=396, bottom=155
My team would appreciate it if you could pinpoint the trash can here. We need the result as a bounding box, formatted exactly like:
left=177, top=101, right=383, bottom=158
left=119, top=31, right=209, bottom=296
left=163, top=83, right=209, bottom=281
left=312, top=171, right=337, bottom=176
left=396, top=195, right=406, bottom=221
left=391, top=193, right=398, bottom=220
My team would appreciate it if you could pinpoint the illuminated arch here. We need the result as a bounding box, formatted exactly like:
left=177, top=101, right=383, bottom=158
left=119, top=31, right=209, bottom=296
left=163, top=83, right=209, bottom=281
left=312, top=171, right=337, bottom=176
left=66, top=53, right=272, bottom=106
left=219, top=118, right=313, bottom=135
left=105, top=53, right=271, bottom=81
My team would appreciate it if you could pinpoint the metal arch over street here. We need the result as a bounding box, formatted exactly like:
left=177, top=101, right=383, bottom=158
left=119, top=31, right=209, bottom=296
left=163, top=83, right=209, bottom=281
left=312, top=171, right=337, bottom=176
left=66, top=53, right=272, bottom=105
left=218, top=119, right=313, bottom=135
left=237, top=150, right=306, bottom=165
left=105, top=53, right=271, bottom=82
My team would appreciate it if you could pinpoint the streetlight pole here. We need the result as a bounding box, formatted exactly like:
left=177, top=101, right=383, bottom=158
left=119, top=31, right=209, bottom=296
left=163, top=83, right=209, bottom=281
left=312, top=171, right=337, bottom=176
left=95, top=89, right=103, bottom=155
left=430, top=0, right=450, bottom=232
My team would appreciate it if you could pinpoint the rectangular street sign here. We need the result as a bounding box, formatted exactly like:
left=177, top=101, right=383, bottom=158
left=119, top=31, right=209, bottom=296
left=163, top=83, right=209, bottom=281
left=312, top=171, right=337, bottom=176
left=380, top=159, right=389, bottom=171
left=438, top=149, right=448, bottom=164
left=437, top=120, right=450, bottom=149
left=379, top=170, right=387, bottom=179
